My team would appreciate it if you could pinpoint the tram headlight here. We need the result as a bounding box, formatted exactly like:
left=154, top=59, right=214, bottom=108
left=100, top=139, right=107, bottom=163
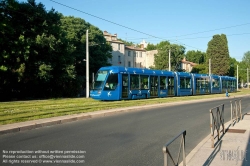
left=98, top=90, right=101, bottom=94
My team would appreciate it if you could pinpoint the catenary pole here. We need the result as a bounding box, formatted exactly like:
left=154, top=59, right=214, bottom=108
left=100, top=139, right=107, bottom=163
left=86, top=30, right=89, bottom=98
left=169, top=49, right=171, bottom=71
left=247, top=68, right=249, bottom=89
left=209, top=59, right=211, bottom=76
left=237, top=65, right=238, bottom=91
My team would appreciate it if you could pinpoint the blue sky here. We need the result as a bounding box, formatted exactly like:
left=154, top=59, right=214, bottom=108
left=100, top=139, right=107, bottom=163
left=27, top=0, right=250, bottom=61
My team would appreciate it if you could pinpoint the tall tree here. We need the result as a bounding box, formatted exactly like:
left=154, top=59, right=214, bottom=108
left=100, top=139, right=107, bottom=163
left=60, top=16, right=112, bottom=95
left=0, top=0, right=113, bottom=100
left=0, top=0, right=75, bottom=100
left=206, top=34, right=230, bottom=75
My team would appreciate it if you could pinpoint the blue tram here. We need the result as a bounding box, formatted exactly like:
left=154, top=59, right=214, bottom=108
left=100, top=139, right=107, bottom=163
left=90, top=66, right=237, bottom=100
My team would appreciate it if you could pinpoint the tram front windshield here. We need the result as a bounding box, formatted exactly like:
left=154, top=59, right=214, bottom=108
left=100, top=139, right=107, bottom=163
left=93, top=70, right=108, bottom=90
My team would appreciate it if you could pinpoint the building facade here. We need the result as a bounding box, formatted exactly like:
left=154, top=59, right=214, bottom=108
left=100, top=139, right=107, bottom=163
left=180, top=57, right=197, bottom=72
left=103, top=31, right=125, bottom=67
left=103, top=31, right=197, bottom=72
left=103, top=31, right=152, bottom=68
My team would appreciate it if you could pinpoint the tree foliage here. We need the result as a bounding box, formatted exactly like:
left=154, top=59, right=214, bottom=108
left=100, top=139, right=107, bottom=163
left=206, top=34, right=230, bottom=75
left=0, top=0, right=111, bottom=101
left=237, top=51, right=250, bottom=83
left=242, top=51, right=250, bottom=69
left=191, top=64, right=206, bottom=74
left=226, top=57, right=237, bottom=77
left=153, top=41, right=185, bottom=71
left=145, top=43, right=157, bottom=51
left=185, top=50, right=206, bottom=64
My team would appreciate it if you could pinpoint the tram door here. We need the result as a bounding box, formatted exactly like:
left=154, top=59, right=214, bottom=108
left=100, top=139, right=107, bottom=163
left=122, top=74, right=129, bottom=99
left=168, top=76, right=175, bottom=96
left=150, top=76, right=158, bottom=97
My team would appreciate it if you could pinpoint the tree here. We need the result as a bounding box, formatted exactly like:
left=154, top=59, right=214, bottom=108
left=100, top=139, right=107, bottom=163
left=227, top=57, right=237, bottom=77
left=206, top=34, right=230, bottom=75
left=153, top=41, right=185, bottom=71
left=0, top=0, right=80, bottom=100
left=60, top=16, right=112, bottom=96
left=238, top=51, right=250, bottom=84
left=185, top=50, right=206, bottom=64
left=145, top=43, right=156, bottom=51
left=191, top=64, right=206, bottom=74
left=242, top=51, right=250, bottom=69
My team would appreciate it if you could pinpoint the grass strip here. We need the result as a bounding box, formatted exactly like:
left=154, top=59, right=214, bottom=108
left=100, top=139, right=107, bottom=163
left=0, top=89, right=249, bottom=125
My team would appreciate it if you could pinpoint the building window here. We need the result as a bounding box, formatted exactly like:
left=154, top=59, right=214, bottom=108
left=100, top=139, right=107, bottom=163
left=118, top=44, right=120, bottom=50
left=140, top=52, right=142, bottom=57
left=140, top=62, right=142, bottom=67
left=134, top=62, right=136, bottom=67
left=128, top=51, right=131, bottom=56
left=118, top=56, right=121, bottom=64
left=128, top=61, right=131, bottom=67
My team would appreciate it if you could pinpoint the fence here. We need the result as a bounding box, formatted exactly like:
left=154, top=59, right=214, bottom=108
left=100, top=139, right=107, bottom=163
left=230, top=99, right=242, bottom=126
left=162, top=130, right=186, bottom=166
left=209, top=104, right=225, bottom=148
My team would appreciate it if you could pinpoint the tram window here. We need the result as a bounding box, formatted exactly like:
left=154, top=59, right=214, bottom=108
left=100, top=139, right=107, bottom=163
left=160, top=76, right=166, bottom=90
left=130, top=75, right=139, bottom=89
left=229, top=80, right=233, bottom=88
left=123, top=76, right=128, bottom=86
left=180, top=77, right=191, bottom=88
left=205, top=78, right=209, bottom=88
left=93, top=70, right=108, bottom=90
left=222, top=80, right=227, bottom=88
left=196, top=78, right=201, bottom=88
left=232, top=81, right=235, bottom=88
left=150, top=76, right=158, bottom=87
left=212, top=79, right=220, bottom=88
left=140, top=75, right=149, bottom=89
left=168, top=77, right=174, bottom=86
left=104, top=73, right=118, bottom=90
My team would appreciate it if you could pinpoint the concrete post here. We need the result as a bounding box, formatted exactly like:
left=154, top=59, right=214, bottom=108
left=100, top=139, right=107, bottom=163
left=86, top=30, right=89, bottom=98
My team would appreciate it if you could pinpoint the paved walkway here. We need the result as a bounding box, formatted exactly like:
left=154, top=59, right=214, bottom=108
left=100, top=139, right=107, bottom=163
left=185, top=112, right=250, bottom=166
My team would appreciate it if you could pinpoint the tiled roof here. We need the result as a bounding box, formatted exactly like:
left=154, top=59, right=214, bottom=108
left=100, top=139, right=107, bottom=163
left=181, top=59, right=197, bottom=66
left=125, top=46, right=146, bottom=52
left=103, top=31, right=116, bottom=37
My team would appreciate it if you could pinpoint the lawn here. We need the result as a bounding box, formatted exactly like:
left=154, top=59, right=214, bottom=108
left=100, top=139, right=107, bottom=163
left=0, top=89, right=249, bottom=125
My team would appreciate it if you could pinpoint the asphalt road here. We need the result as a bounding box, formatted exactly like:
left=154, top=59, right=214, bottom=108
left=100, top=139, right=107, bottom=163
left=1, top=96, right=250, bottom=166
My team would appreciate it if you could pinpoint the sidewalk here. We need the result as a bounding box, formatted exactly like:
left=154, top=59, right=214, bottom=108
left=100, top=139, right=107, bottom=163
left=185, top=112, right=250, bottom=166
